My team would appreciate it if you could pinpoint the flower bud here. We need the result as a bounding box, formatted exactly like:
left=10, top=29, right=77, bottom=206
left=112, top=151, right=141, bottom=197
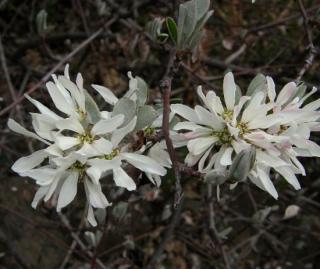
left=36, top=10, right=48, bottom=36
left=205, top=169, right=228, bottom=186
left=229, top=147, right=256, bottom=182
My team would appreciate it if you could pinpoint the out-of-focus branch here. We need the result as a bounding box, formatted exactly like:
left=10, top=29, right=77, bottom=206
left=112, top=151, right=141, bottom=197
left=0, top=16, right=117, bottom=117
left=295, top=0, right=318, bottom=82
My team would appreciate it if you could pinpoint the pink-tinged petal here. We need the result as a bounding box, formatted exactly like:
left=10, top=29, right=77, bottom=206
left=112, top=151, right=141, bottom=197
left=223, top=72, right=236, bottom=109
left=276, top=82, right=297, bottom=106
left=266, top=76, right=276, bottom=102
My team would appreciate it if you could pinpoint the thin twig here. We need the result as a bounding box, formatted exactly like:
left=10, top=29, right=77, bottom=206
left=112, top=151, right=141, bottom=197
left=295, top=0, right=318, bottom=82
left=161, top=48, right=183, bottom=207
left=0, top=16, right=117, bottom=117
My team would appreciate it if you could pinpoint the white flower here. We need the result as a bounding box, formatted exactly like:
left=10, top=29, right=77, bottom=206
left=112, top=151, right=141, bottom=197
left=9, top=65, right=167, bottom=226
left=86, top=117, right=167, bottom=190
left=172, top=72, right=320, bottom=199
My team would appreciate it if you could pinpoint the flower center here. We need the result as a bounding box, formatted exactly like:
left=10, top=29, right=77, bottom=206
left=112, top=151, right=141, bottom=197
left=214, top=128, right=232, bottom=145
left=102, top=148, right=120, bottom=160
left=222, top=109, right=233, bottom=122
left=77, top=133, right=95, bottom=144
left=237, top=122, right=250, bottom=136
left=71, top=161, right=86, bottom=180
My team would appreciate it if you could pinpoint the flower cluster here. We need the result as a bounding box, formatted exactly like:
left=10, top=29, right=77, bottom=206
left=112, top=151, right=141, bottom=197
left=171, top=72, right=320, bottom=199
left=9, top=65, right=170, bottom=226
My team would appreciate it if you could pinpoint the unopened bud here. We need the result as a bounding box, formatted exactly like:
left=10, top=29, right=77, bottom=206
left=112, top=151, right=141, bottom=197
left=229, top=147, right=256, bottom=182
left=205, top=169, right=228, bottom=186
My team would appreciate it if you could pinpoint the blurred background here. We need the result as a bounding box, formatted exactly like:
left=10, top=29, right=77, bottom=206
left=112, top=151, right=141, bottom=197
left=0, top=0, right=320, bottom=268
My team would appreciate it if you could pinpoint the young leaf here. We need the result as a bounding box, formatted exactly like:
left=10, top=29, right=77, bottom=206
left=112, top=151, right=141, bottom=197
left=135, top=105, right=158, bottom=131
left=112, top=97, right=136, bottom=126
left=136, top=76, right=149, bottom=106
left=166, top=17, right=178, bottom=44
left=246, top=74, right=267, bottom=96
left=84, top=90, right=101, bottom=124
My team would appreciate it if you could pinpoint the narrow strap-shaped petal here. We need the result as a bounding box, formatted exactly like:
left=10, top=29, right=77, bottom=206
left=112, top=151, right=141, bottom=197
left=91, top=114, right=124, bottom=135
left=92, top=84, right=119, bottom=105
left=111, top=116, right=137, bottom=147
left=57, top=172, right=79, bottom=212
left=223, top=72, right=236, bottom=110
left=12, top=149, right=47, bottom=174
left=121, top=152, right=167, bottom=176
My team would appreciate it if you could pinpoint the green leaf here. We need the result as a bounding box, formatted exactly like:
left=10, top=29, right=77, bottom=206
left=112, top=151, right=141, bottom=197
left=246, top=73, right=267, bottom=96
left=112, top=97, right=136, bottom=126
left=166, top=17, right=178, bottom=44
left=136, top=76, right=149, bottom=106
left=135, top=105, right=158, bottom=131
left=84, top=90, right=101, bottom=124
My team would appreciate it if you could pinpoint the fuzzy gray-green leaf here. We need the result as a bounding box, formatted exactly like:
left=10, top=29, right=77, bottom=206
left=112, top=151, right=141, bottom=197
left=166, top=17, right=178, bottom=44
left=135, top=105, right=158, bottom=131
left=84, top=90, right=101, bottom=124
left=112, top=97, right=136, bottom=125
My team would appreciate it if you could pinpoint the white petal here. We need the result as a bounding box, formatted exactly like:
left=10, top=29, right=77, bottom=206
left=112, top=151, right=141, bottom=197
left=64, top=64, right=70, bottom=79
left=91, top=138, right=113, bottom=155
left=87, top=205, right=97, bottom=226
left=84, top=179, right=110, bottom=208
left=113, top=167, right=136, bottom=191
left=266, top=76, right=276, bottom=102
left=198, top=146, right=213, bottom=171
left=56, top=117, right=84, bottom=133
left=23, top=168, right=58, bottom=186
left=220, top=147, right=233, bottom=166
left=57, top=172, right=79, bottom=211
left=92, top=84, right=118, bottom=105
left=122, top=152, right=167, bottom=176
left=256, top=168, right=278, bottom=199
left=241, top=91, right=266, bottom=122
left=55, top=136, right=80, bottom=150
left=8, top=119, right=50, bottom=145
left=274, top=166, right=301, bottom=190
left=256, top=150, right=288, bottom=167
left=207, top=93, right=224, bottom=115
left=46, top=81, right=74, bottom=115
left=91, top=114, right=124, bottom=135
left=276, top=82, right=297, bottom=106
left=111, top=116, right=137, bottom=147
left=173, top=121, right=201, bottom=131
left=25, top=94, right=61, bottom=121
left=12, top=150, right=47, bottom=174
left=187, top=137, right=218, bottom=155
left=58, top=76, right=84, bottom=110
left=87, top=158, right=121, bottom=184
left=31, top=186, right=50, bottom=208
left=223, top=72, right=236, bottom=109
left=170, top=104, right=199, bottom=123
left=195, top=105, right=224, bottom=130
